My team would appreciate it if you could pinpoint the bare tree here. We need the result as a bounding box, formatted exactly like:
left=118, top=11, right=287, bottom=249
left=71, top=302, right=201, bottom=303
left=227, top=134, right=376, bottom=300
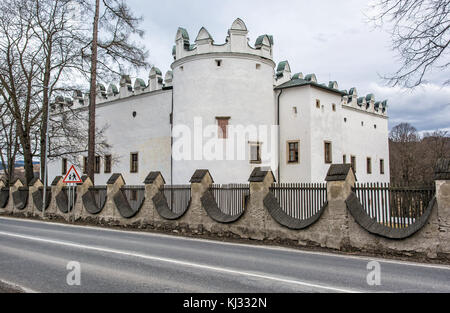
left=0, top=96, right=19, bottom=184
left=389, top=122, right=450, bottom=184
left=76, top=0, right=149, bottom=183
left=370, top=0, right=450, bottom=87
left=389, top=123, right=420, bottom=184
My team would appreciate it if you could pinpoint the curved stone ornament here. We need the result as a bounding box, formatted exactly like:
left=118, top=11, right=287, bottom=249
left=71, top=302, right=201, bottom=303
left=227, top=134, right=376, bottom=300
left=345, top=192, right=436, bottom=239
left=32, top=188, right=51, bottom=212
left=152, top=191, right=188, bottom=220
left=12, top=187, right=28, bottom=211
left=82, top=188, right=107, bottom=215
left=0, top=187, right=9, bottom=208
left=56, top=188, right=77, bottom=213
left=113, top=189, right=144, bottom=219
left=201, top=190, right=244, bottom=223
left=263, top=192, right=327, bottom=230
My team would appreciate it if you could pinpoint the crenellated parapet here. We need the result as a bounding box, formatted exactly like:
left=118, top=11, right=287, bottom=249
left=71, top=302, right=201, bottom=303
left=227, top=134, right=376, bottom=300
left=173, top=18, right=274, bottom=62
left=275, top=61, right=388, bottom=116
left=51, top=67, right=173, bottom=110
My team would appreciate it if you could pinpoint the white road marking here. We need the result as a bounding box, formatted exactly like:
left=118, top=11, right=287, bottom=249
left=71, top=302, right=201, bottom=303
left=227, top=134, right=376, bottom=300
left=1, top=216, right=449, bottom=271
left=0, top=230, right=360, bottom=293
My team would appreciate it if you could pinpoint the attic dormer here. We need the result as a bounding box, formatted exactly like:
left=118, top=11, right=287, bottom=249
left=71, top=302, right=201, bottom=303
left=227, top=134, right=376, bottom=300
left=164, top=71, right=173, bottom=87
left=228, top=18, right=248, bottom=53
left=365, top=94, right=375, bottom=110
left=119, top=75, right=133, bottom=97
left=96, top=83, right=107, bottom=101
left=254, top=34, right=273, bottom=57
left=292, top=72, right=304, bottom=80
left=134, top=78, right=147, bottom=95
left=73, top=90, right=85, bottom=106
left=107, top=84, right=119, bottom=98
left=328, top=81, right=339, bottom=90
left=347, top=87, right=358, bottom=106
left=304, top=73, right=317, bottom=83
left=381, top=100, right=388, bottom=114
left=149, top=67, right=163, bottom=92
left=275, top=61, right=291, bottom=85
left=175, top=27, right=190, bottom=59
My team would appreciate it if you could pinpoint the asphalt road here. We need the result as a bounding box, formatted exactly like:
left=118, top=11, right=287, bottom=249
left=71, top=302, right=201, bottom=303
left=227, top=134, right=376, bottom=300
left=0, top=217, right=449, bottom=293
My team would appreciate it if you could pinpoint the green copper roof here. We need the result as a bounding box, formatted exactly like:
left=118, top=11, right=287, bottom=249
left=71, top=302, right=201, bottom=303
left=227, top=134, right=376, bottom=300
left=135, top=78, right=146, bottom=88
left=276, top=61, right=289, bottom=72
left=108, top=84, right=118, bottom=95
left=177, top=27, right=189, bottom=41
left=292, top=72, right=303, bottom=80
left=97, top=83, right=106, bottom=91
left=366, top=93, right=375, bottom=102
left=255, top=34, right=274, bottom=46
left=348, top=87, right=357, bottom=95
left=357, top=97, right=365, bottom=106
left=275, top=78, right=346, bottom=95
left=304, top=74, right=317, bottom=82
left=152, top=67, right=162, bottom=75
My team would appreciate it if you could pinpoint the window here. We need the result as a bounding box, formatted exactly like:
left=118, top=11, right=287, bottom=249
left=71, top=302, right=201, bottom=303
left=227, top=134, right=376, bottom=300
left=104, top=155, right=112, bottom=174
left=344, top=117, right=347, bottom=123
left=343, top=154, right=347, bottom=164
left=216, top=117, right=230, bottom=139
left=287, top=141, right=299, bottom=164
left=316, top=99, right=320, bottom=108
left=83, top=157, right=87, bottom=174
left=249, top=142, right=262, bottom=164
left=324, top=141, right=332, bottom=164
left=62, top=158, right=67, bottom=175
left=332, top=103, right=336, bottom=111
left=94, top=156, right=101, bottom=174
left=374, top=124, right=377, bottom=129
left=361, top=121, right=364, bottom=126
left=130, top=153, right=139, bottom=173
left=351, top=156, right=356, bottom=173
left=215, top=59, right=222, bottom=67
left=256, top=63, right=261, bottom=70
left=380, top=159, right=385, bottom=175
left=367, top=157, right=372, bottom=174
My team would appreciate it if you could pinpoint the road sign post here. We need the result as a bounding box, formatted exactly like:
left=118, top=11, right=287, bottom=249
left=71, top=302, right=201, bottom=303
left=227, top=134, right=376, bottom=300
left=63, top=165, right=82, bottom=221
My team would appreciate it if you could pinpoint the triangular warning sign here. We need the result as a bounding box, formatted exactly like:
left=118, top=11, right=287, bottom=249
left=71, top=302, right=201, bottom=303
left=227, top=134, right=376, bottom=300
left=63, top=165, right=83, bottom=184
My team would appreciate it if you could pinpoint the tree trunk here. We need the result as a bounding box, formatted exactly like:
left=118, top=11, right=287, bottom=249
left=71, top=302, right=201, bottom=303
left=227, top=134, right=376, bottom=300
left=40, top=40, right=52, bottom=183
left=88, top=0, right=100, bottom=184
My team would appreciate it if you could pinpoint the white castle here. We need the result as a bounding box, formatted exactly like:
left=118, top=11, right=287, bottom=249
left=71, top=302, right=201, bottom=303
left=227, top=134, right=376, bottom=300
left=48, top=18, right=390, bottom=185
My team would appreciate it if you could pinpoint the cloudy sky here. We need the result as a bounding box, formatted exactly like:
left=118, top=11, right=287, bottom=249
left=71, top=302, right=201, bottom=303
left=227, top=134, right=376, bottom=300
left=126, top=0, right=449, bottom=132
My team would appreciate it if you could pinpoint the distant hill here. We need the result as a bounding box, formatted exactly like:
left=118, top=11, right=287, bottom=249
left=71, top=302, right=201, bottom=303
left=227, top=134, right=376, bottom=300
left=0, top=161, right=40, bottom=170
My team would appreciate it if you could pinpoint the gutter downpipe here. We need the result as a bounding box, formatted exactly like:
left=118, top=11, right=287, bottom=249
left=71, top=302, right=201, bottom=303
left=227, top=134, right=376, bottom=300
left=276, top=88, right=283, bottom=183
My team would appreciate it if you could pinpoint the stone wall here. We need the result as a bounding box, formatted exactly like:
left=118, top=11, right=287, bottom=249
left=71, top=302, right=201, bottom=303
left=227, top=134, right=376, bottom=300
left=1, top=160, right=449, bottom=261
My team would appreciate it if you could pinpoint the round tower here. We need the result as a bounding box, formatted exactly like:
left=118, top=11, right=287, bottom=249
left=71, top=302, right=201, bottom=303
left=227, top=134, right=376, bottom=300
left=171, top=18, right=276, bottom=184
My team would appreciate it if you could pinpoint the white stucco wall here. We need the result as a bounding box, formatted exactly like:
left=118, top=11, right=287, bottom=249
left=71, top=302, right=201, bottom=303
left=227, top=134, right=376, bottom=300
left=171, top=53, right=276, bottom=184
left=48, top=89, right=172, bottom=185
left=278, top=85, right=390, bottom=183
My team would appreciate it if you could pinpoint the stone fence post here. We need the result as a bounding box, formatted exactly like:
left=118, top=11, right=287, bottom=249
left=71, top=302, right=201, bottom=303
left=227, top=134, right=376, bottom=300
left=435, top=159, right=450, bottom=257
left=320, top=164, right=355, bottom=249
left=103, top=174, right=125, bottom=223
left=143, top=171, right=166, bottom=228
left=175, top=170, right=213, bottom=234
left=229, top=167, right=274, bottom=240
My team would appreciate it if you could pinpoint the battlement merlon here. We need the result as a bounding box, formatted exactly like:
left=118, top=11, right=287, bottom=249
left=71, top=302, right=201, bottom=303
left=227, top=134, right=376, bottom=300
left=173, top=18, right=274, bottom=62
